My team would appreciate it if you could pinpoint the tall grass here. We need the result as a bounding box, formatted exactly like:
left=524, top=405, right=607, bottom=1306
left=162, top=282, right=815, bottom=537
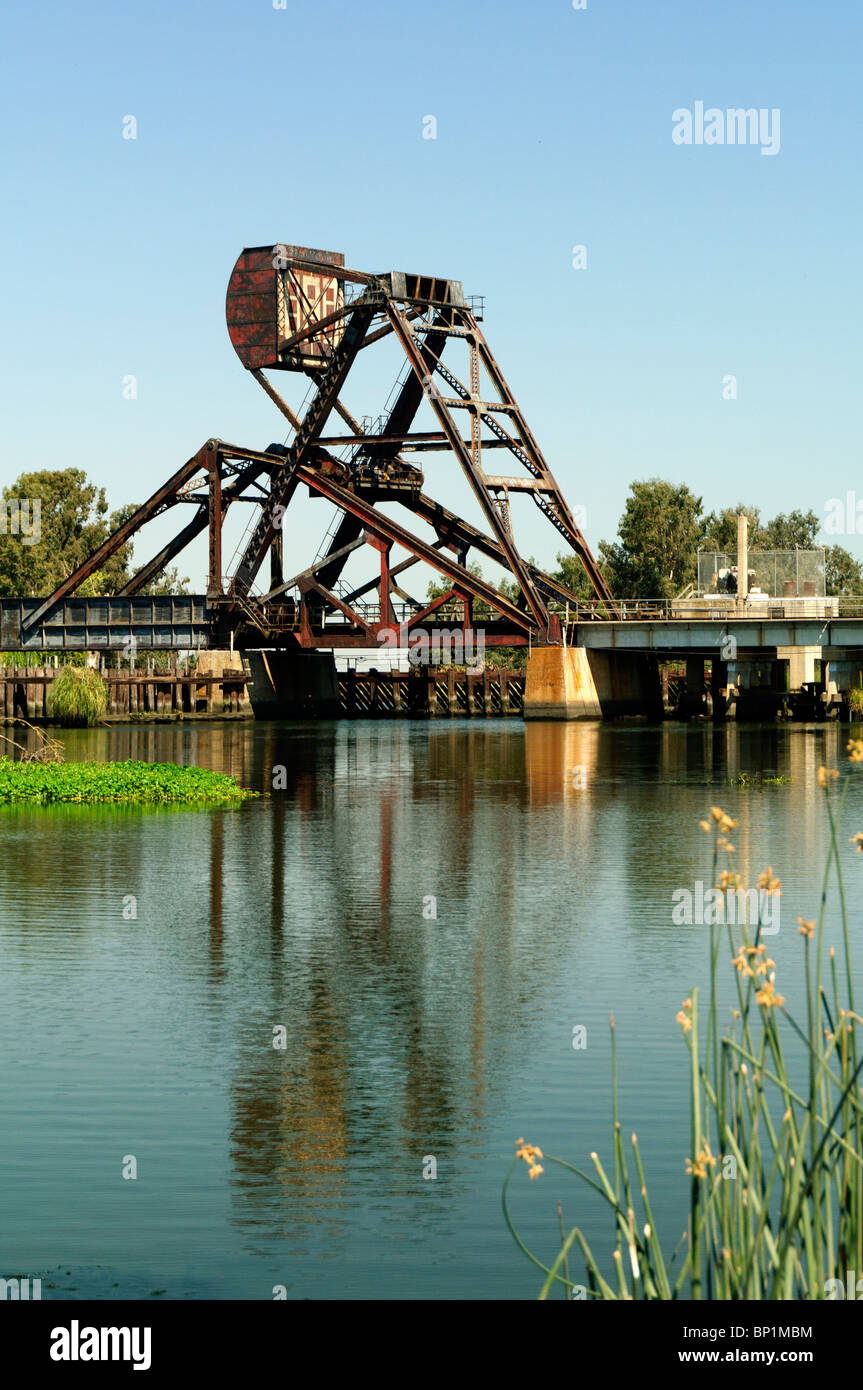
left=46, top=667, right=108, bottom=727
left=504, top=744, right=863, bottom=1300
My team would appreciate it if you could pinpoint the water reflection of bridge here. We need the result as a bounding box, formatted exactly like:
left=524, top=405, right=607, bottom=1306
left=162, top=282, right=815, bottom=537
left=200, top=721, right=843, bottom=1240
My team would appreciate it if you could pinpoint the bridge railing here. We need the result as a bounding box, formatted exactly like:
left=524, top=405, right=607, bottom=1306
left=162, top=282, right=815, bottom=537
left=259, top=594, right=863, bottom=632
left=561, top=596, right=863, bottom=624
left=561, top=598, right=675, bottom=621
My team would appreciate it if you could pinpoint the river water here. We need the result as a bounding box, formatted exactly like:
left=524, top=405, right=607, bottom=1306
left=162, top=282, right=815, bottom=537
left=1, top=719, right=861, bottom=1299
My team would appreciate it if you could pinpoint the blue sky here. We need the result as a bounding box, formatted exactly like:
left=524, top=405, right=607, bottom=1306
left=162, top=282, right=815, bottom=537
left=2, top=0, right=861, bottom=590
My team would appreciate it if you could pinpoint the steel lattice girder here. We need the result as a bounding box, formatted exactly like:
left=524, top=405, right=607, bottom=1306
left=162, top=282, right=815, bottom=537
left=222, top=244, right=619, bottom=636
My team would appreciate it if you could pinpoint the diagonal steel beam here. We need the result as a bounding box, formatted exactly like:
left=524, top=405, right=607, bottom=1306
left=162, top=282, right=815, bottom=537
left=294, top=464, right=531, bottom=630
left=409, top=491, right=600, bottom=614
left=401, top=587, right=459, bottom=629
left=364, top=316, right=449, bottom=465
left=315, top=511, right=365, bottom=592
left=342, top=538, right=447, bottom=603
left=410, top=313, right=618, bottom=617
left=261, top=535, right=366, bottom=602
left=384, top=301, right=551, bottom=634
left=120, top=509, right=207, bottom=595
left=311, top=315, right=450, bottom=594
left=298, top=577, right=371, bottom=635
left=120, top=455, right=272, bottom=596
left=22, top=442, right=214, bottom=633
left=471, top=317, right=619, bottom=616
left=230, top=302, right=377, bottom=596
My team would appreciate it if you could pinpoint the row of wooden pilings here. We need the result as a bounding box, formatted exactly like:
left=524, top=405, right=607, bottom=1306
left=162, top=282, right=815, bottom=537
left=339, top=667, right=524, bottom=717
left=0, top=665, right=250, bottom=722
left=0, top=662, right=523, bottom=723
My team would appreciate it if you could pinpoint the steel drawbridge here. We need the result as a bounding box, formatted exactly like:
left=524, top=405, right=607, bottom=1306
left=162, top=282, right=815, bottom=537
left=9, top=243, right=618, bottom=654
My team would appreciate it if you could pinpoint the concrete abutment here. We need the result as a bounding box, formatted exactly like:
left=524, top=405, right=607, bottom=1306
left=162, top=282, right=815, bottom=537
left=524, top=646, right=663, bottom=721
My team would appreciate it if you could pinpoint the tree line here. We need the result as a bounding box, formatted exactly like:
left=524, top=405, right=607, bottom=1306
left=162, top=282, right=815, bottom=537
left=553, top=480, right=863, bottom=601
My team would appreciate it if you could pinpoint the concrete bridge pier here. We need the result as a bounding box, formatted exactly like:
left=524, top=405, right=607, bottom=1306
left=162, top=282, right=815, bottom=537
left=777, top=645, right=821, bottom=691
left=822, top=649, right=863, bottom=715
left=523, top=646, right=662, bottom=720
left=710, top=660, right=729, bottom=720
left=678, top=656, right=708, bottom=717
left=727, top=655, right=788, bottom=720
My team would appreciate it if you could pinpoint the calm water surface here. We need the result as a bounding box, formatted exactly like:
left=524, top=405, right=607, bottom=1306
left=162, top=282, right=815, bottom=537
left=1, top=719, right=861, bottom=1299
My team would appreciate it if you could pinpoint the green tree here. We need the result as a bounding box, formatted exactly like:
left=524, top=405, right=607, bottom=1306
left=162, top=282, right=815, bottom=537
left=139, top=565, right=190, bottom=596
left=0, top=472, right=189, bottom=598
left=826, top=545, right=863, bottom=596
left=0, top=469, right=134, bottom=597
left=702, top=506, right=820, bottom=552
left=550, top=552, right=596, bottom=602
left=426, top=560, right=493, bottom=620
left=46, top=666, right=109, bottom=727
left=701, top=504, right=761, bottom=552
left=103, top=503, right=188, bottom=595
left=759, top=509, right=820, bottom=549
left=599, top=479, right=705, bottom=599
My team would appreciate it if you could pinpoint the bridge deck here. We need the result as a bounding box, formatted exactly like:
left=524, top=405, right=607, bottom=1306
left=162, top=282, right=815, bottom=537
left=570, top=618, right=863, bottom=652
left=0, top=597, right=210, bottom=651
left=4, top=595, right=863, bottom=656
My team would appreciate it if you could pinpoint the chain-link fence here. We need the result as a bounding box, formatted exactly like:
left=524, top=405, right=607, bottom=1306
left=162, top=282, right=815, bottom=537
left=697, top=549, right=826, bottom=598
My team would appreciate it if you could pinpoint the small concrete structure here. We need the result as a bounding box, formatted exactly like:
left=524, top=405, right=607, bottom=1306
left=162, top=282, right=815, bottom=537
left=195, top=649, right=243, bottom=677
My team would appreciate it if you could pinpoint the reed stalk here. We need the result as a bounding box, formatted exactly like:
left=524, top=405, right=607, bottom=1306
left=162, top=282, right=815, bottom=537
left=504, top=745, right=863, bottom=1299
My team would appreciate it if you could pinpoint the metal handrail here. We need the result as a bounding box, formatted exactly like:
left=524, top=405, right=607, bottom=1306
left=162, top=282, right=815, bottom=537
left=558, top=595, right=860, bottom=623
left=242, top=591, right=863, bottom=636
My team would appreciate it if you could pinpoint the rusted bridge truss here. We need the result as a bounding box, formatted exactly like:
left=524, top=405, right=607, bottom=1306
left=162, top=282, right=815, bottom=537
left=18, top=244, right=618, bottom=652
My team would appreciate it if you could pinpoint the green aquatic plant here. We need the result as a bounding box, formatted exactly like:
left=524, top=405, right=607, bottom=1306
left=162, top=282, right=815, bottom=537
left=505, top=741, right=863, bottom=1300
left=46, top=666, right=108, bottom=727
left=731, top=772, right=792, bottom=787
left=0, top=759, right=258, bottom=806
left=661, top=773, right=791, bottom=789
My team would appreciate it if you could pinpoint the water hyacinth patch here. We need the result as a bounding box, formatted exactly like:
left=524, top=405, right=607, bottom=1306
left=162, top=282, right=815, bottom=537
left=0, top=759, right=258, bottom=806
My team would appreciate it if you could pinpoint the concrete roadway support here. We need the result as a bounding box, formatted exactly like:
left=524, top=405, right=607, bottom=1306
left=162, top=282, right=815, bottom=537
left=728, top=654, right=793, bottom=721
left=523, top=646, right=663, bottom=720
left=245, top=650, right=339, bottom=719
left=711, top=660, right=729, bottom=721
left=678, top=656, right=707, bottom=718
left=777, top=645, right=821, bottom=690
left=823, top=650, right=863, bottom=714
left=775, top=644, right=823, bottom=720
